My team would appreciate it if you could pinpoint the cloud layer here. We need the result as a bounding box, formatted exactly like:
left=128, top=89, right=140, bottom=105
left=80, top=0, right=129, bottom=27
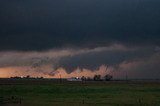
left=0, top=0, right=160, bottom=51
left=0, top=44, right=160, bottom=79
left=0, top=0, right=160, bottom=79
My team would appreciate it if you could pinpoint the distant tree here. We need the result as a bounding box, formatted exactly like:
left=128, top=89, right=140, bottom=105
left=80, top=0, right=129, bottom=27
left=81, top=76, right=86, bottom=81
left=86, top=77, right=91, bottom=81
left=26, top=75, right=30, bottom=79
left=104, top=74, right=113, bottom=81
left=93, top=75, right=101, bottom=81
left=11, top=76, right=21, bottom=79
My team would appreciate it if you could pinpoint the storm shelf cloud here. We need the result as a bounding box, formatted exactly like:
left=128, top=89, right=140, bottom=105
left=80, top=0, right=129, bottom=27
left=0, top=44, right=160, bottom=79
left=0, top=0, right=160, bottom=79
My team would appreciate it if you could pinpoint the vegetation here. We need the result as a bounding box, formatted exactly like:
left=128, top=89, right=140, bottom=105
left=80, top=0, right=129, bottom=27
left=0, top=79, right=160, bottom=106
left=93, top=75, right=102, bottom=81
left=104, top=74, right=113, bottom=81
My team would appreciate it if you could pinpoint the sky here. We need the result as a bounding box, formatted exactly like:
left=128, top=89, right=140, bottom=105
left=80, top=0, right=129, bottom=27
left=0, top=0, right=160, bottom=79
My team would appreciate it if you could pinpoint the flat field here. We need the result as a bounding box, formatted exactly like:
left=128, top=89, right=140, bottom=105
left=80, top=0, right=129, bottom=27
left=0, top=79, right=160, bottom=106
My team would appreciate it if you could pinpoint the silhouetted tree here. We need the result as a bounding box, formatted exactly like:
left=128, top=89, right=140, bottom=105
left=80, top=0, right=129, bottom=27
left=86, top=77, right=91, bottom=81
left=104, top=74, right=113, bottom=81
left=26, top=75, right=30, bottom=78
left=93, top=75, right=101, bottom=81
left=81, top=76, right=86, bottom=81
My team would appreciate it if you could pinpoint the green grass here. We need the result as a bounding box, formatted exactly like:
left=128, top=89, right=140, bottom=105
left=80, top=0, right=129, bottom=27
left=1, top=83, right=160, bottom=106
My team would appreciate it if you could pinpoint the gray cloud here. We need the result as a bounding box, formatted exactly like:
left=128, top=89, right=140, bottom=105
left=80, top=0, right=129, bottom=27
left=58, top=46, right=155, bottom=71
left=0, top=0, right=160, bottom=51
left=0, top=44, right=159, bottom=79
left=0, top=44, right=126, bottom=68
left=0, top=0, right=160, bottom=79
left=115, top=52, right=160, bottom=79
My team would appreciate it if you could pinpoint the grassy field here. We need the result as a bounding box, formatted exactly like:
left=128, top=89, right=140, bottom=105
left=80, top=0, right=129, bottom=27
left=0, top=79, right=160, bottom=106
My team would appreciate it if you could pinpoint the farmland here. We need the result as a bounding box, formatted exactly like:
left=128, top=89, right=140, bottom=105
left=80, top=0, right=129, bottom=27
left=0, top=79, right=160, bottom=106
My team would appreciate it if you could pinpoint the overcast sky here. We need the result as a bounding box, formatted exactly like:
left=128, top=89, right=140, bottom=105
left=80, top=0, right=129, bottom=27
left=0, top=0, right=160, bottom=79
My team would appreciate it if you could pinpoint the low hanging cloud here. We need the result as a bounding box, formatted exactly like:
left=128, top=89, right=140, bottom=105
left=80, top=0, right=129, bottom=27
left=50, top=65, right=114, bottom=78
left=116, top=52, right=160, bottom=79
left=0, top=44, right=123, bottom=78
left=0, top=65, right=113, bottom=78
left=0, top=44, right=160, bottom=79
left=0, top=44, right=127, bottom=68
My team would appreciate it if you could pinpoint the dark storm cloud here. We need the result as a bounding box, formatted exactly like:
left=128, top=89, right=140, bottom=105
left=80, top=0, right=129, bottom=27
left=0, top=45, right=155, bottom=70
left=0, top=45, right=160, bottom=79
left=116, top=52, right=160, bottom=79
left=0, top=0, right=160, bottom=51
left=57, top=47, right=156, bottom=71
